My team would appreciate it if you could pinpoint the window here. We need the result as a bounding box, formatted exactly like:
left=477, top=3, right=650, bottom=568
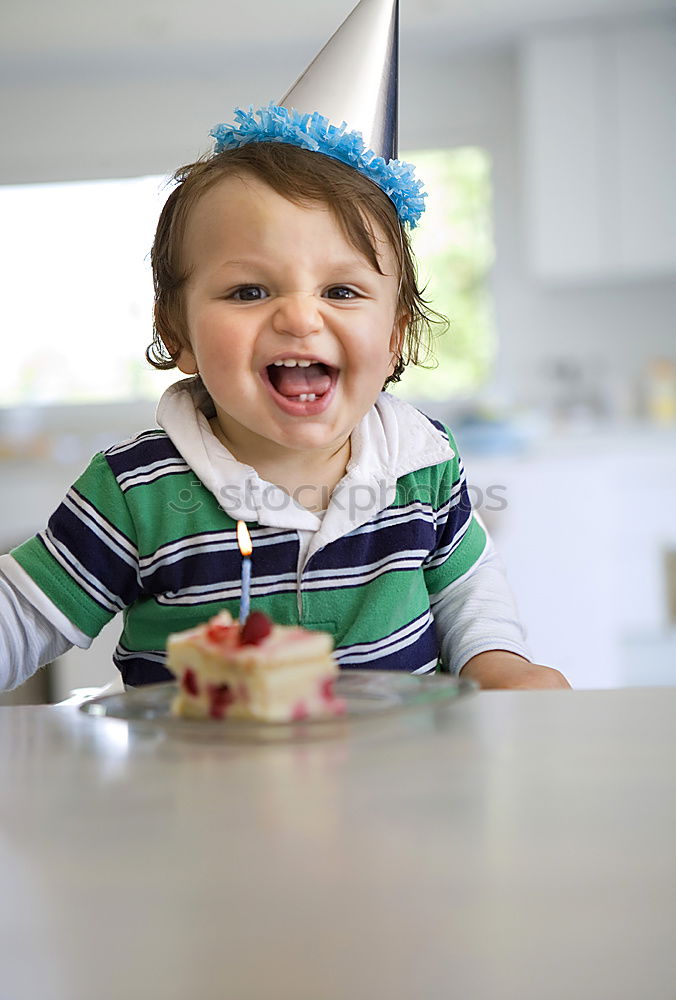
left=0, top=149, right=495, bottom=407
left=0, top=175, right=174, bottom=406
left=395, top=147, right=496, bottom=402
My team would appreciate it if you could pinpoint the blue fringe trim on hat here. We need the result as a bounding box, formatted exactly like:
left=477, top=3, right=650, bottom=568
left=209, top=103, right=426, bottom=228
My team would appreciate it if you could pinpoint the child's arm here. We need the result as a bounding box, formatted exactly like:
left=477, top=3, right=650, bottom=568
left=0, top=569, right=74, bottom=690
left=431, top=537, right=571, bottom=689
left=460, top=650, right=571, bottom=689
left=0, top=449, right=141, bottom=692
left=423, top=426, right=565, bottom=689
left=431, top=536, right=530, bottom=669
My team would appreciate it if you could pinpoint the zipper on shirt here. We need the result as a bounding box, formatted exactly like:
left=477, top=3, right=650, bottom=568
left=296, top=532, right=314, bottom=624
left=296, top=546, right=321, bottom=624
left=296, top=535, right=326, bottom=625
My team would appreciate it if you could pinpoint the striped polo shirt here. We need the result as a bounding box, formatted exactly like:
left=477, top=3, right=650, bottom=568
left=10, top=388, right=486, bottom=685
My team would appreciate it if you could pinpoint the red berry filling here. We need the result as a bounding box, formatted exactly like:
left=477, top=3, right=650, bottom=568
left=292, top=700, right=309, bottom=721
left=240, top=610, right=273, bottom=646
left=206, top=622, right=234, bottom=644
left=182, top=668, right=199, bottom=697
left=319, top=677, right=346, bottom=715
left=319, top=677, right=335, bottom=702
left=207, top=683, right=235, bottom=719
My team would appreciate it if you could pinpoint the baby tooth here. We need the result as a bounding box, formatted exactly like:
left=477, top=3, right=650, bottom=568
left=283, top=359, right=297, bottom=367
left=297, top=359, right=311, bottom=367
left=298, top=393, right=308, bottom=401
left=307, top=393, right=316, bottom=401
left=273, top=360, right=284, bottom=366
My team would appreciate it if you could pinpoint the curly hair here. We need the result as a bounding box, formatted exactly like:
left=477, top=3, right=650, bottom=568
left=148, top=142, right=445, bottom=386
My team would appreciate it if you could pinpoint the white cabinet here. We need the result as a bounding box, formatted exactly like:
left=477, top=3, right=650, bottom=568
left=615, top=25, right=676, bottom=274
left=462, top=429, right=676, bottom=689
left=521, top=21, right=676, bottom=283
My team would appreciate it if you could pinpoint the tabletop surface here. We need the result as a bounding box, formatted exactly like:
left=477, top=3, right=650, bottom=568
left=1, top=687, right=675, bottom=1000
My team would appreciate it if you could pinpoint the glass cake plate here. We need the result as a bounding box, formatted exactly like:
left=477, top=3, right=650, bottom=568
left=78, top=670, right=476, bottom=743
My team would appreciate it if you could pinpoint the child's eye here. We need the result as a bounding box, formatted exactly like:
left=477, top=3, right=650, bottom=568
left=325, top=286, right=358, bottom=300
left=230, top=286, right=268, bottom=301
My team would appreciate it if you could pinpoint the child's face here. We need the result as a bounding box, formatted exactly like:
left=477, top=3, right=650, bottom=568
left=173, top=173, right=403, bottom=466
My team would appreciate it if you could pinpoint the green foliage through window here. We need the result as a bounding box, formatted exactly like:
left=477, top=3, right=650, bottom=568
left=394, top=148, right=496, bottom=402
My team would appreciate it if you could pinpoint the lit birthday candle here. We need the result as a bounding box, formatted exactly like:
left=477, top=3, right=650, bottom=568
left=236, top=521, right=252, bottom=623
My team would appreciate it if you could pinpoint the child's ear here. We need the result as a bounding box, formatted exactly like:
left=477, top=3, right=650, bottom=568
left=161, top=335, right=198, bottom=376
left=155, top=305, right=198, bottom=374
left=172, top=344, right=199, bottom=375
left=388, top=310, right=409, bottom=375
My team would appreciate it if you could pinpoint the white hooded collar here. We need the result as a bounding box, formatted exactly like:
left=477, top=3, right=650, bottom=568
left=156, top=378, right=454, bottom=546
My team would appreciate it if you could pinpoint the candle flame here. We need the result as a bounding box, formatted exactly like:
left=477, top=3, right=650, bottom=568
left=236, top=520, right=252, bottom=557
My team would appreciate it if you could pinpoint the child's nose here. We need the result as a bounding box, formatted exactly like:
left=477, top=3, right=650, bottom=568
left=271, top=294, right=322, bottom=338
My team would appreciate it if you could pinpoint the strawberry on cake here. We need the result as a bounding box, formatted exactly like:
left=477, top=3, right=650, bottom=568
left=167, top=610, right=346, bottom=722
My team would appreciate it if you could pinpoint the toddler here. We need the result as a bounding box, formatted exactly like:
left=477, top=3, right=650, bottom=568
left=0, top=140, right=568, bottom=691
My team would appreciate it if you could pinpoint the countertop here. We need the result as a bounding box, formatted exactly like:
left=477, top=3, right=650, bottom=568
left=1, top=687, right=675, bottom=1000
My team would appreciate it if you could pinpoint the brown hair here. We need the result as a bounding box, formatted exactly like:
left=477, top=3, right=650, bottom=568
left=148, top=142, right=445, bottom=385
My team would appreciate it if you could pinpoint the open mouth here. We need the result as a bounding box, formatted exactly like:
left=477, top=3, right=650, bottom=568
left=263, top=359, right=338, bottom=414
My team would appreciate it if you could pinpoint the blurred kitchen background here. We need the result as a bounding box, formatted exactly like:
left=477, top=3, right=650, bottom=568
left=1, top=0, right=675, bottom=701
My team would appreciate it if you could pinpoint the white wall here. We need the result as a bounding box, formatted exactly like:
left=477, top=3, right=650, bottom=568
left=0, top=44, right=302, bottom=185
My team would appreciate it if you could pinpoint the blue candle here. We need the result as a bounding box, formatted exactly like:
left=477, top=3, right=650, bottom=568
left=236, top=521, right=252, bottom=623
left=240, top=556, right=251, bottom=622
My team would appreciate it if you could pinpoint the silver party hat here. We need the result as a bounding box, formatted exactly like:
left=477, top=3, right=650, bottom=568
left=279, top=0, right=399, bottom=162
left=210, top=0, right=425, bottom=226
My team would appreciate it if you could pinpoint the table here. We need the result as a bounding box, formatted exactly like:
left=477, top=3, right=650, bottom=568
left=1, top=688, right=675, bottom=1000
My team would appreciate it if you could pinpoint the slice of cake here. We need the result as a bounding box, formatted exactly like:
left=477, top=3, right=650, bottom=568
left=166, top=610, right=346, bottom=722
